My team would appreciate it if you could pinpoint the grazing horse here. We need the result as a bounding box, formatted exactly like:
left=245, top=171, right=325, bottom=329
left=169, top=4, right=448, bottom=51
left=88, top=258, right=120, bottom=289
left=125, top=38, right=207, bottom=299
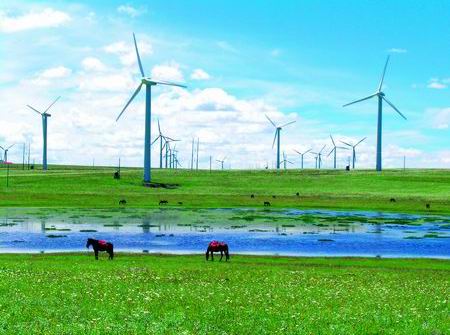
left=264, top=201, right=271, bottom=207
left=159, top=200, right=168, bottom=205
left=86, top=238, right=114, bottom=260
left=206, top=241, right=229, bottom=261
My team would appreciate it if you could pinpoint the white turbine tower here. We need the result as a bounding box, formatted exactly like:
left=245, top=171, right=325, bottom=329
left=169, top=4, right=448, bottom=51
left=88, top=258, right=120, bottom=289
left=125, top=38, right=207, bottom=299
left=328, top=135, right=348, bottom=169
left=343, top=56, right=406, bottom=171
left=293, top=148, right=312, bottom=169
left=0, top=144, right=15, bottom=163
left=116, top=33, right=187, bottom=184
left=265, top=115, right=296, bottom=170
left=340, top=137, right=366, bottom=169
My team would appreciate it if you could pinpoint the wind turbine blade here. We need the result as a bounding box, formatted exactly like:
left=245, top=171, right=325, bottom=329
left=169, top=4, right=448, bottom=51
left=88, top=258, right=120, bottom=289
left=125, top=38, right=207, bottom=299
left=27, top=105, right=42, bottom=115
left=265, top=114, right=277, bottom=128
left=151, top=135, right=161, bottom=145
left=0, top=145, right=4, bottom=150
left=7, top=144, right=15, bottom=150
left=327, top=148, right=335, bottom=157
left=271, top=130, right=277, bottom=149
left=320, top=145, right=326, bottom=153
left=378, top=55, right=390, bottom=92
left=149, top=79, right=187, bottom=88
left=133, top=33, right=145, bottom=77
left=330, top=134, right=335, bottom=146
left=44, top=96, right=61, bottom=113
left=158, top=119, right=161, bottom=135
left=343, top=93, right=378, bottom=107
left=116, top=83, right=143, bottom=121
left=382, top=96, right=407, bottom=120
left=280, top=120, right=296, bottom=128
left=223, top=157, right=227, bottom=161
left=355, top=137, right=367, bottom=147
left=304, top=149, right=312, bottom=155
left=336, top=146, right=349, bottom=150
left=293, top=149, right=301, bottom=155
left=340, top=140, right=352, bottom=147
left=287, top=161, right=293, bottom=164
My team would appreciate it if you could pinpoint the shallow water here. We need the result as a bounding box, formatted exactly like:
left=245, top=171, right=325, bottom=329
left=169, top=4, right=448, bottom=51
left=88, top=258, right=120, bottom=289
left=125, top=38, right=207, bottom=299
left=0, top=208, right=449, bottom=258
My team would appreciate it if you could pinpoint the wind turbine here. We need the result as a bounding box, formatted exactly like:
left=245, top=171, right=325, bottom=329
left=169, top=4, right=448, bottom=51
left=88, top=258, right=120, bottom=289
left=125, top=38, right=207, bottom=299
left=216, top=157, right=226, bottom=170
left=311, top=145, right=326, bottom=169
left=265, top=115, right=296, bottom=169
left=151, top=119, right=177, bottom=169
left=343, top=56, right=406, bottom=171
left=340, top=137, right=366, bottom=169
left=293, top=148, right=312, bottom=169
left=116, top=33, right=187, bottom=183
left=280, top=151, right=293, bottom=170
left=0, top=144, right=15, bottom=163
left=27, top=96, right=60, bottom=170
left=328, top=135, right=348, bottom=169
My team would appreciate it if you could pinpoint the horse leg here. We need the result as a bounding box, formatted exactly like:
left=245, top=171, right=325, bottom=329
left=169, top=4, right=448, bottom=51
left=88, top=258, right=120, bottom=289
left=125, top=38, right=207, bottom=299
left=95, top=249, right=98, bottom=260
left=211, top=251, right=214, bottom=261
left=205, top=250, right=209, bottom=261
left=220, top=251, right=223, bottom=261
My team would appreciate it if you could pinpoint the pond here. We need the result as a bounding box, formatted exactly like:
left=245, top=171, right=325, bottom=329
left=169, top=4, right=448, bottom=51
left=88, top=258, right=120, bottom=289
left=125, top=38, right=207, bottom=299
left=0, top=208, right=449, bottom=258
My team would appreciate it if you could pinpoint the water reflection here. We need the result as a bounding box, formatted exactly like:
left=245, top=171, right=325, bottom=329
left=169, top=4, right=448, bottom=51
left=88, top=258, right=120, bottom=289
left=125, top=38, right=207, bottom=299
left=0, top=208, right=448, bottom=258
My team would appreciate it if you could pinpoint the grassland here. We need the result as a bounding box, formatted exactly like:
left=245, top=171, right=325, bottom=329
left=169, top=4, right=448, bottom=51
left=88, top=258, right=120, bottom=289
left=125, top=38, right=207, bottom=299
left=0, top=165, right=449, bottom=214
left=0, top=254, right=447, bottom=334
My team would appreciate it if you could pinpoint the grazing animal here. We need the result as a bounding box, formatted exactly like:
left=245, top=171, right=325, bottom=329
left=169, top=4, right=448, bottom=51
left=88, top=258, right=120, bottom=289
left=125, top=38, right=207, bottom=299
left=264, top=201, right=271, bottom=207
left=159, top=200, right=168, bottom=205
left=86, top=238, right=114, bottom=260
left=119, top=199, right=127, bottom=205
left=272, top=195, right=276, bottom=199
left=250, top=194, right=255, bottom=198
left=296, top=192, right=299, bottom=196
left=345, top=165, right=350, bottom=171
left=426, top=203, right=430, bottom=209
left=113, top=171, right=120, bottom=179
left=206, top=241, right=229, bottom=261
left=390, top=198, right=396, bottom=203
left=178, top=201, right=183, bottom=205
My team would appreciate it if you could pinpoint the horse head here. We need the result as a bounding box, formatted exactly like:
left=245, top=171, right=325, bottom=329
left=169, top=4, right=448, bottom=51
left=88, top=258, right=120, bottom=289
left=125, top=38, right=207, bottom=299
left=86, top=238, right=94, bottom=249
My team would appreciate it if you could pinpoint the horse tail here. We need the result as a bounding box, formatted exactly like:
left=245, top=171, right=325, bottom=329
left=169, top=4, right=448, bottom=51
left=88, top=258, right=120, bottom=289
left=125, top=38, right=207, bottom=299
left=225, top=245, right=230, bottom=261
left=109, top=244, right=114, bottom=260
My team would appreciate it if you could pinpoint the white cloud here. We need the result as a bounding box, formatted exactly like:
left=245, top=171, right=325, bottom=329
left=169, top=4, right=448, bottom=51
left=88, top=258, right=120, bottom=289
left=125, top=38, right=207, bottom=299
left=426, top=107, right=450, bottom=129
left=190, top=69, right=211, bottom=80
left=151, top=62, right=184, bottom=82
left=427, top=78, right=448, bottom=90
left=388, top=48, right=407, bottom=54
left=29, top=66, right=72, bottom=86
left=104, top=39, right=152, bottom=67
left=216, top=41, right=238, bottom=53
left=81, top=57, right=107, bottom=72
left=117, top=5, right=142, bottom=18
left=0, top=8, right=71, bottom=33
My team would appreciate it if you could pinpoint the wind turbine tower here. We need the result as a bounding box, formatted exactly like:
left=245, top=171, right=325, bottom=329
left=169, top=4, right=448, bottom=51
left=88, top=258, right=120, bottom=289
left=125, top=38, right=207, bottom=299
left=293, top=148, right=312, bottom=169
left=340, top=137, right=366, bottom=169
left=343, top=56, right=406, bottom=171
left=265, top=115, right=296, bottom=169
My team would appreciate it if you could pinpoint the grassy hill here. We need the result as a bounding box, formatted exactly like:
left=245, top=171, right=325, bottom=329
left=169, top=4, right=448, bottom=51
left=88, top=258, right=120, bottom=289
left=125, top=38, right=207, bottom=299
left=0, top=165, right=449, bottom=214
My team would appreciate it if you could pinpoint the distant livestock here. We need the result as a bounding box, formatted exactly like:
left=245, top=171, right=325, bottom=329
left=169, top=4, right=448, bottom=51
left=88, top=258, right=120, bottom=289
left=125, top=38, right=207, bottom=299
left=272, top=195, right=276, bottom=199
left=426, top=203, right=430, bottom=209
left=119, top=199, right=127, bottom=205
left=390, top=198, right=396, bottom=203
left=114, top=171, right=120, bottom=179
left=159, top=200, right=168, bottom=205
left=250, top=194, right=255, bottom=198
left=205, top=241, right=229, bottom=261
left=264, top=201, right=271, bottom=207
left=296, top=192, right=299, bottom=196
left=178, top=201, right=183, bottom=205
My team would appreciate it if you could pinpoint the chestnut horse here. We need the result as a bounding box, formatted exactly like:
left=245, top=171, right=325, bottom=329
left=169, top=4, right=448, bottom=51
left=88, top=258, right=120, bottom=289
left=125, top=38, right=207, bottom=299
left=205, top=241, right=229, bottom=261
left=86, top=238, right=114, bottom=260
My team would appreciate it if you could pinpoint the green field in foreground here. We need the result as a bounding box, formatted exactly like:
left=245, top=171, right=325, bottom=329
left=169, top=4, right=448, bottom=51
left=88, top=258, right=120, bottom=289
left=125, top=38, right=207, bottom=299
left=0, top=165, right=449, bottom=214
left=0, top=254, right=448, bottom=334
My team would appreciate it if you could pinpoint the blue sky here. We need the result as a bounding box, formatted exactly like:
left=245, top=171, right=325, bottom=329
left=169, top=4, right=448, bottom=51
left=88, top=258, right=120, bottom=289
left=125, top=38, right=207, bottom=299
left=1, top=0, right=449, bottom=169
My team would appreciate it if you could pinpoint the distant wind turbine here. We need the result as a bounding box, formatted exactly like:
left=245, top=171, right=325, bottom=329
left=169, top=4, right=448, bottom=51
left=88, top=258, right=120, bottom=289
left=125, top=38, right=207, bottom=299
left=293, top=148, right=312, bottom=169
left=328, top=135, right=348, bottom=169
left=27, top=96, right=60, bottom=170
left=340, top=137, right=366, bottom=169
left=280, top=151, right=293, bottom=170
left=311, top=145, right=326, bottom=169
left=216, top=157, right=226, bottom=170
left=151, top=119, right=177, bottom=169
left=343, top=56, right=406, bottom=171
left=265, top=115, right=296, bottom=169
left=0, top=144, right=15, bottom=163
left=116, top=33, right=187, bottom=183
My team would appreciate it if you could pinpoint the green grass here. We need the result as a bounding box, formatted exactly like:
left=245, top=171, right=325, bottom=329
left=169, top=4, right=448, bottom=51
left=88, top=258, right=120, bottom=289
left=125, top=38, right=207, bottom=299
left=1, top=165, right=449, bottom=214
left=0, top=254, right=448, bottom=334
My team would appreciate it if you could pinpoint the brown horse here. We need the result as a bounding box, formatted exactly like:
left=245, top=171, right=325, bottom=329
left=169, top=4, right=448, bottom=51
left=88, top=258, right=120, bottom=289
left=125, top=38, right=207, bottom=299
left=86, top=238, right=114, bottom=260
left=206, top=241, right=230, bottom=261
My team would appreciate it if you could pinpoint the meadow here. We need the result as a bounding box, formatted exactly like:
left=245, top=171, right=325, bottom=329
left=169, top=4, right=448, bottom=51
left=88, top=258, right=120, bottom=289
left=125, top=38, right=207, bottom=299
left=0, top=254, right=447, bottom=334
left=0, top=165, right=449, bottom=214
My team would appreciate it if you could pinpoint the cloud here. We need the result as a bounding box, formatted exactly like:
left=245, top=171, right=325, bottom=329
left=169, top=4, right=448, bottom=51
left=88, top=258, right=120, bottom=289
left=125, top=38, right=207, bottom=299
left=427, top=78, right=448, bottom=90
left=216, top=41, right=238, bottom=53
left=29, top=66, right=72, bottom=86
left=388, top=48, right=407, bottom=54
left=190, top=69, right=211, bottom=80
left=151, top=62, right=184, bottom=82
left=425, top=107, right=450, bottom=129
left=104, top=39, right=152, bottom=67
left=117, top=5, right=143, bottom=18
left=81, top=57, right=107, bottom=72
left=0, top=8, right=71, bottom=33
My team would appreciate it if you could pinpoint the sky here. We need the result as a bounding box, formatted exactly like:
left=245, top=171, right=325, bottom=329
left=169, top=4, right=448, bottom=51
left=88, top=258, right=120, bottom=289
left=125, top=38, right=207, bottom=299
left=0, top=0, right=449, bottom=169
